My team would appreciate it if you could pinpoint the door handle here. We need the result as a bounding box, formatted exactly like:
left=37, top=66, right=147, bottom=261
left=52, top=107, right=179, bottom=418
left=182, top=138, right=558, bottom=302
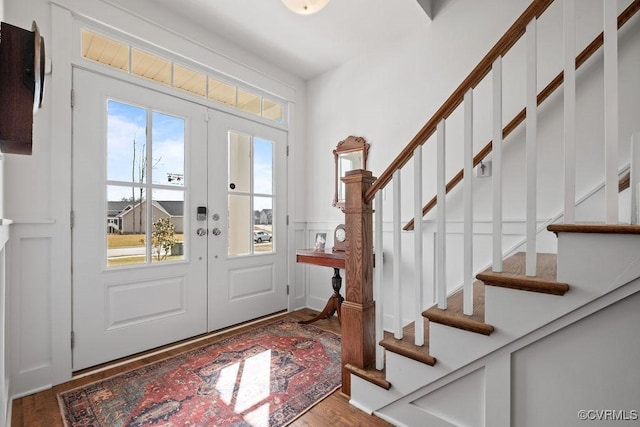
left=211, top=227, right=222, bottom=236
left=196, top=228, right=208, bottom=236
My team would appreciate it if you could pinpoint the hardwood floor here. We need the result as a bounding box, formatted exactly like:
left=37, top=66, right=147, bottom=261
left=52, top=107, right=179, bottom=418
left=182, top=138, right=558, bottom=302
left=11, top=309, right=392, bottom=427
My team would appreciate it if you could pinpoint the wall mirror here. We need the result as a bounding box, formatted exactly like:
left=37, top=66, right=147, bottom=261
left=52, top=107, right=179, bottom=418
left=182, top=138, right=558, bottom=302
left=333, top=136, right=369, bottom=210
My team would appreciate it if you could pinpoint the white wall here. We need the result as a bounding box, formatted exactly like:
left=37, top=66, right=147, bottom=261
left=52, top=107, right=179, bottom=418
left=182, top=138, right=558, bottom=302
left=302, top=0, right=640, bottom=316
left=306, top=0, right=640, bottom=222
left=3, top=0, right=307, bottom=398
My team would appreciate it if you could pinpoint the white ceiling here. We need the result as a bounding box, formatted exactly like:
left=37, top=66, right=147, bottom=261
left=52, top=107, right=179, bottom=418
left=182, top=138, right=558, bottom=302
left=147, top=0, right=431, bottom=80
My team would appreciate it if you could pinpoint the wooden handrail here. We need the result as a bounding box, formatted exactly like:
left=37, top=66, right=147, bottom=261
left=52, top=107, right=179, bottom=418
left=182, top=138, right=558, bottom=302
left=364, top=0, right=554, bottom=204
left=402, top=0, right=640, bottom=231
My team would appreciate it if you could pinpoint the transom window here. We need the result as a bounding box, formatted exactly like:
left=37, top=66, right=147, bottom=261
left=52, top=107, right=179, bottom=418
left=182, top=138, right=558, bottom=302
left=82, top=29, right=284, bottom=124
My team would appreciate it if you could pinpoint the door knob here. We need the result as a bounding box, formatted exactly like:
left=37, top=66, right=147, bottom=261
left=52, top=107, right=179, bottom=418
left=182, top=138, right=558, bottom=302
left=211, top=227, right=222, bottom=236
left=196, top=228, right=208, bottom=236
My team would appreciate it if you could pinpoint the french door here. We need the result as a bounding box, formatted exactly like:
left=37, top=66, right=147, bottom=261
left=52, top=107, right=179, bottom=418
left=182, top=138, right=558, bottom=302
left=71, top=69, right=288, bottom=370
left=207, top=110, right=288, bottom=331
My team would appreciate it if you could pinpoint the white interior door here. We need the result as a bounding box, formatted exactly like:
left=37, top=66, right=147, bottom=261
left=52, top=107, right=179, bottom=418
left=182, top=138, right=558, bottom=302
left=72, top=69, right=208, bottom=370
left=207, top=110, right=288, bottom=331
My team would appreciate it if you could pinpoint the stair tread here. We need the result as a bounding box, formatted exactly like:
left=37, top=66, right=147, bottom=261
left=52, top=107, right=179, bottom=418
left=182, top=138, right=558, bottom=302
left=548, top=223, right=640, bottom=235
left=422, top=281, right=494, bottom=336
left=344, top=364, right=391, bottom=390
left=477, top=252, right=569, bottom=295
left=379, top=318, right=436, bottom=366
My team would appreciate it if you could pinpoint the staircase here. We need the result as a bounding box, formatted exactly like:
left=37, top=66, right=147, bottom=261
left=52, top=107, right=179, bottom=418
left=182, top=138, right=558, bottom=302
left=339, top=1, right=640, bottom=426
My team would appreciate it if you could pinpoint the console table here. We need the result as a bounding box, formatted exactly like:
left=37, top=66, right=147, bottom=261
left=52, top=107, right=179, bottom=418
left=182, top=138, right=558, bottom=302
left=296, top=249, right=345, bottom=325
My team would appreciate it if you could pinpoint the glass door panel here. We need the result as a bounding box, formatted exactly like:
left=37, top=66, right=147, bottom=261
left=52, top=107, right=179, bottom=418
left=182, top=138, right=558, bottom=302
left=227, top=132, right=275, bottom=255
left=105, top=99, right=187, bottom=267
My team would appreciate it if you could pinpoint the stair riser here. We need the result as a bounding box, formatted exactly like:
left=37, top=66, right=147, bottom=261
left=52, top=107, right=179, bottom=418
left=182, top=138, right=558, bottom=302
left=350, top=375, right=403, bottom=416
left=350, top=352, right=451, bottom=413
left=428, top=323, right=502, bottom=369
left=384, top=351, right=448, bottom=391
left=484, top=286, right=573, bottom=337
left=556, top=233, right=640, bottom=293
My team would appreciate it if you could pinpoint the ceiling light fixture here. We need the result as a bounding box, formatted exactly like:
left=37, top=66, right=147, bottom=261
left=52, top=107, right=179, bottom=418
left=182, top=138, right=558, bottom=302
left=281, top=0, right=330, bottom=15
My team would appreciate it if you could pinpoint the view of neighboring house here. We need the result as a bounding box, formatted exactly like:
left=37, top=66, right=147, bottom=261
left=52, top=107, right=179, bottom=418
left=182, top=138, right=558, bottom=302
left=107, top=200, right=184, bottom=234
left=254, top=209, right=272, bottom=225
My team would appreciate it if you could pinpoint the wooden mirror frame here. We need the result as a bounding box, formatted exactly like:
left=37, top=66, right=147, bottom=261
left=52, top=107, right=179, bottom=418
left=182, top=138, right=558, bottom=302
left=333, top=136, right=370, bottom=210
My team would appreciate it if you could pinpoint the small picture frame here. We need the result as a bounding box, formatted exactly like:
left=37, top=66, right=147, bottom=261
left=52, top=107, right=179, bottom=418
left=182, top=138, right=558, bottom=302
left=314, top=233, right=327, bottom=251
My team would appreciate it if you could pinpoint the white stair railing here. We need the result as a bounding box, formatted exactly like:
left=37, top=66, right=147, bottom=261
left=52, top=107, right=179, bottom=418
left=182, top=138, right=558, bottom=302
left=362, top=0, right=638, bottom=375
left=563, top=0, right=576, bottom=224
left=413, top=145, right=425, bottom=344
left=436, top=119, right=447, bottom=309
left=392, top=170, right=403, bottom=338
left=525, top=18, right=538, bottom=277
left=374, top=193, right=385, bottom=370
left=463, top=90, right=474, bottom=315
left=492, top=56, right=503, bottom=273
left=604, top=0, right=619, bottom=224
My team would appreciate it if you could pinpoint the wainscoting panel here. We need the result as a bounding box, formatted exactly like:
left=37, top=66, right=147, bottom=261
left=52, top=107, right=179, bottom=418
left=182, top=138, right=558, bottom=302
left=8, top=224, right=56, bottom=396
left=292, top=227, right=306, bottom=309
left=17, top=237, right=52, bottom=374
left=0, top=244, right=9, bottom=427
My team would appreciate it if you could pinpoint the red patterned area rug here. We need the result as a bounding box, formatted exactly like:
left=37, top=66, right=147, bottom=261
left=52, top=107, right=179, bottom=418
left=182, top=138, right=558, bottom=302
left=58, top=319, right=341, bottom=426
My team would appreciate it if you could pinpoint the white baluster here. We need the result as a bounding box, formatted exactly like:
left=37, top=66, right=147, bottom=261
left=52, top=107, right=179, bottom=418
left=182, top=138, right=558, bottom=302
left=463, top=90, right=474, bottom=316
left=374, top=193, right=385, bottom=370
left=436, top=120, right=447, bottom=309
left=413, top=146, right=424, bottom=345
left=604, top=0, right=619, bottom=224
left=563, top=0, right=576, bottom=223
left=393, top=170, right=403, bottom=338
left=526, top=19, right=538, bottom=277
left=492, top=57, right=503, bottom=273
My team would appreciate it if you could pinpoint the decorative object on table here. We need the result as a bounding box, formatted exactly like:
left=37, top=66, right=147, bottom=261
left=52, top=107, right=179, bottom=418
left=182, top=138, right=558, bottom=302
left=332, top=223, right=346, bottom=253
left=333, top=136, right=370, bottom=210
left=58, top=319, right=341, bottom=427
left=315, top=232, right=326, bottom=250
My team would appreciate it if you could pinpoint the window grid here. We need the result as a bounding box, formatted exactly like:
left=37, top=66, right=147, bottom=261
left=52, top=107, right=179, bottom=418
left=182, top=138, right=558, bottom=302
left=81, top=29, right=284, bottom=124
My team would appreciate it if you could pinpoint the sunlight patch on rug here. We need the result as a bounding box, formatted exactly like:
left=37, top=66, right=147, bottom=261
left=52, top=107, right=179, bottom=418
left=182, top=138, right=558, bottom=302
left=58, top=320, right=341, bottom=426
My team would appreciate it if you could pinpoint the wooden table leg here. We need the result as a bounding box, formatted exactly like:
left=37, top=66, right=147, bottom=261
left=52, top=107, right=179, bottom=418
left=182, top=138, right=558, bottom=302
left=300, top=267, right=344, bottom=325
